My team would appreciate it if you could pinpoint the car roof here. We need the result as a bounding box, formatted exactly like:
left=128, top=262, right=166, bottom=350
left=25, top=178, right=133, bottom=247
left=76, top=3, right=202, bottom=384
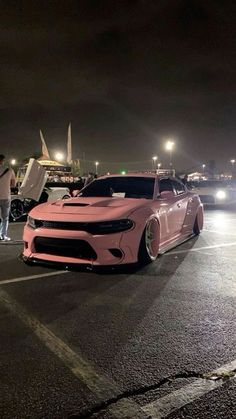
left=96, top=172, right=175, bottom=180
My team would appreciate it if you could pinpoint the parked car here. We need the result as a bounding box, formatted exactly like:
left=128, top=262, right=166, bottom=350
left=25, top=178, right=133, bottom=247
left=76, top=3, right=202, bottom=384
left=22, top=173, right=203, bottom=267
left=188, top=180, right=236, bottom=205
left=10, top=186, right=71, bottom=221
left=10, top=159, right=71, bottom=221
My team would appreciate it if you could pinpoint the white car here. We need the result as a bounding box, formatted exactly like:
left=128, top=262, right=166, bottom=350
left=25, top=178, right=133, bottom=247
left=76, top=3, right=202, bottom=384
left=10, top=160, right=70, bottom=221
left=189, top=180, right=236, bottom=206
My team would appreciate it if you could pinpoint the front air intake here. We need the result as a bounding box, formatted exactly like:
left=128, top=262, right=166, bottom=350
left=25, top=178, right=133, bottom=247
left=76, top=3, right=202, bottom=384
left=34, top=237, right=97, bottom=260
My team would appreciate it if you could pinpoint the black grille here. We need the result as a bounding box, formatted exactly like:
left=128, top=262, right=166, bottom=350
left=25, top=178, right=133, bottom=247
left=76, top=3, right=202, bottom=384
left=34, top=237, right=97, bottom=260
left=35, top=220, right=90, bottom=230
left=199, top=195, right=215, bottom=204
left=34, top=219, right=133, bottom=234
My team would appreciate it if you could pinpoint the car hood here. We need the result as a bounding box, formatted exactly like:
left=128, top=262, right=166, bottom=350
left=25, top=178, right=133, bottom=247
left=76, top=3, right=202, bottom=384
left=30, top=196, right=151, bottom=221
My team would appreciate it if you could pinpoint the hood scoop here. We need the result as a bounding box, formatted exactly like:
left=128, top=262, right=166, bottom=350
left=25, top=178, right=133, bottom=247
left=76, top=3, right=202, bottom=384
left=63, top=202, right=90, bottom=207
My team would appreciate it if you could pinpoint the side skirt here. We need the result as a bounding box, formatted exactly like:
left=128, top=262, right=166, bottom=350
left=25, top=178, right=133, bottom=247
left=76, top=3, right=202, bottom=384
left=159, top=233, right=195, bottom=255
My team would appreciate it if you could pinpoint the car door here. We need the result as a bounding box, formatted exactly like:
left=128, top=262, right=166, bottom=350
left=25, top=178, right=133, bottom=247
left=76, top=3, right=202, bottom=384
left=158, top=177, right=188, bottom=241
left=170, top=178, right=189, bottom=233
left=158, top=177, right=178, bottom=241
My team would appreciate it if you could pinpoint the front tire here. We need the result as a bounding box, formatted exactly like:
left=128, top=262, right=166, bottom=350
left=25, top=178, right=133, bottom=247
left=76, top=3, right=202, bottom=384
left=138, top=218, right=160, bottom=264
left=10, top=199, right=25, bottom=221
left=193, top=207, right=203, bottom=235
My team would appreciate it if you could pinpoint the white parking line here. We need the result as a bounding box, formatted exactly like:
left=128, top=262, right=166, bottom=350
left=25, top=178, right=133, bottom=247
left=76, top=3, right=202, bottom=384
left=204, top=229, right=236, bottom=236
left=0, top=240, right=23, bottom=245
left=165, top=241, right=236, bottom=256
left=0, top=270, right=67, bottom=286
left=205, top=218, right=236, bottom=222
left=143, top=360, right=236, bottom=418
left=0, top=287, right=146, bottom=417
left=0, top=287, right=117, bottom=398
left=1, top=276, right=236, bottom=418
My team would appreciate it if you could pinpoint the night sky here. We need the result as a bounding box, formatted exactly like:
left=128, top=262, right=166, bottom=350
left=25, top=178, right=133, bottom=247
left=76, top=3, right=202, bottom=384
left=0, top=0, right=236, bottom=172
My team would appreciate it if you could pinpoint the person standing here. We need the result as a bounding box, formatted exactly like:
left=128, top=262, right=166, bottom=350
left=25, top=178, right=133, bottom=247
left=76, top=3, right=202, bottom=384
left=0, top=154, right=16, bottom=241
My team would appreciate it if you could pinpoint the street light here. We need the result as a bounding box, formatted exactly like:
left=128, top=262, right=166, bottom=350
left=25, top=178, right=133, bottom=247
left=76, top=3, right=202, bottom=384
left=230, top=159, right=235, bottom=177
left=11, top=159, right=16, bottom=166
left=202, top=164, right=206, bottom=173
left=165, top=140, right=175, bottom=168
left=152, top=155, right=158, bottom=170
left=157, top=163, right=161, bottom=170
left=95, top=161, right=99, bottom=174
left=55, top=152, right=64, bottom=162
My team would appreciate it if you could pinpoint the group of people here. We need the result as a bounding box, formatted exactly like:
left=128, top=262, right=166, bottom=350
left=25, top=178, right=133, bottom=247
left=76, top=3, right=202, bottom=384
left=0, top=154, right=16, bottom=241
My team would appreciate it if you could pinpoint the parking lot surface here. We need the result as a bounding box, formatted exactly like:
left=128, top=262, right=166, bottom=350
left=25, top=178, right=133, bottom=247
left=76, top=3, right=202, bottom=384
left=0, top=208, right=236, bottom=418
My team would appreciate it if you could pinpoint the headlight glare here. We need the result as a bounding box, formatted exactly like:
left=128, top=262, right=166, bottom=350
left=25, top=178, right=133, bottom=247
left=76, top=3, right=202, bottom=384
left=216, top=190, right=226, bottom=200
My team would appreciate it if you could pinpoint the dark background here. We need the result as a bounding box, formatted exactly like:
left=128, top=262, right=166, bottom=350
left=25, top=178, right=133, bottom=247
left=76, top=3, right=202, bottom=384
left=0, top=0, right=235, bottom=172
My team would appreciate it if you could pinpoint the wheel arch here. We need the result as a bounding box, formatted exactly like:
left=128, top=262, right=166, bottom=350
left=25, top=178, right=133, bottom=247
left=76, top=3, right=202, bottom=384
left=128, top=206, right=161, bottom=263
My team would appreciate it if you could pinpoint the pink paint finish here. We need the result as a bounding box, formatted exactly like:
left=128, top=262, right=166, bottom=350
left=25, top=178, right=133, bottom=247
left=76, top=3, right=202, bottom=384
left=22, top=174, right=203, bottom=267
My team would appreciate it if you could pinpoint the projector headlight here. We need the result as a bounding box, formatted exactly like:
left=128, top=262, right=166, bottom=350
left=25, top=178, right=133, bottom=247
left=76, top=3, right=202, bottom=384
left=216, top=190, right=226, bottom=200
left=27, top=216, right=36, bottom=229
left=87, top=219, right=134, bottom=235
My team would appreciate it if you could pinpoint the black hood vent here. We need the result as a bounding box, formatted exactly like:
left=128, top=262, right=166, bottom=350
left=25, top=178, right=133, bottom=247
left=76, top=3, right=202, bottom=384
left=63, top=203, right=89, bottom=207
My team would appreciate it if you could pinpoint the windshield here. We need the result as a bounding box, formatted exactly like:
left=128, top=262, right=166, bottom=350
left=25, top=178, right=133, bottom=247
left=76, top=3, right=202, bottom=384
left=79, top=176, right=155, bottom=199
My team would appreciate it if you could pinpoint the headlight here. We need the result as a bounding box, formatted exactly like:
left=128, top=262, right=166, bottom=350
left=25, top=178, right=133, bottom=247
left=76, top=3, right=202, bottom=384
left=27, top=216, right=36, bottom=229
left=27, top=216, right=42, bottom=229
left=216, top=190, right=227, bottom=200
left=87, top=219, right=134, bottom=235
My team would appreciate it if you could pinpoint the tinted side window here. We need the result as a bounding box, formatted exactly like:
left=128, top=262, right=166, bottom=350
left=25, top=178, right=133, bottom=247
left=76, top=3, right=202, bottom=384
left=159, top=178, right=173, bottom=193
left=172, top=180, right=186, bottom=195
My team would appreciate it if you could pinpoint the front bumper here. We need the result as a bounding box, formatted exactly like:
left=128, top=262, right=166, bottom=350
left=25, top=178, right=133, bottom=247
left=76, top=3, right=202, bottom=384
left=22, top=224, right=140, bottom=266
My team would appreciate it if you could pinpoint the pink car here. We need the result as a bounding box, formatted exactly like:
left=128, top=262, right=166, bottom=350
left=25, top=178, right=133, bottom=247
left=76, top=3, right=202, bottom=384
left=22, top=173, right=203, bottom=267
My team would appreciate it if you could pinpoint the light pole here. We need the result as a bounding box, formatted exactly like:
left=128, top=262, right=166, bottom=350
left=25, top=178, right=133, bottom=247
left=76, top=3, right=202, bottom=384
left=157, top=163, right=161, bottom=171
left=152, top=155, right=158, bottom=170
left=95, top=161, right=99, bottom=175
left=202, top=164, right=206, bottom=173
left=165, top=140, right=175, bottom=168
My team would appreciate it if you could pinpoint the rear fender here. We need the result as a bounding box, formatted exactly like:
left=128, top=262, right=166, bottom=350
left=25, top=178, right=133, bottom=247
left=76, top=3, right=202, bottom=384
left=182, top=196, right=203, bottom=234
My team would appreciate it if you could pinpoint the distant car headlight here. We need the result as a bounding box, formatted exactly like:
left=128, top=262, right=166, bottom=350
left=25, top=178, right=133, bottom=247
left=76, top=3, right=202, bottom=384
left=27, top=216, right=36, bottom=229
left=88, top=219, right=134, bottom=235
left=216, top=190, right=227, bottom=200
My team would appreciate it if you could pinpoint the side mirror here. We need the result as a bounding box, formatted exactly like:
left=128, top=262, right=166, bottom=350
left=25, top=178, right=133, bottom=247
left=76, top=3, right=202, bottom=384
left=160, top=190, right=174, bottom=199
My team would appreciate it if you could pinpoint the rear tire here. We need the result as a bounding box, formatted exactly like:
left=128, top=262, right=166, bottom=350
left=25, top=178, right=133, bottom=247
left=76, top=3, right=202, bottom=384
left=138, top=218, right=159, bottom=264
left=193, top=208, right=203, bottom=235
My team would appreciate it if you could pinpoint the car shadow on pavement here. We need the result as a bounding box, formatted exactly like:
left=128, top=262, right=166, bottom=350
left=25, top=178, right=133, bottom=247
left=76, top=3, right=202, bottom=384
left=0, top=235, right=202, bottom=373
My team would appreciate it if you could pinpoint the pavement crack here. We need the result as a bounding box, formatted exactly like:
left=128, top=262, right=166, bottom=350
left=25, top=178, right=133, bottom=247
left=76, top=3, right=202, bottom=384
left=69, top=370, right=202, bottom=419
left=69, top=368, right=236, bottom=418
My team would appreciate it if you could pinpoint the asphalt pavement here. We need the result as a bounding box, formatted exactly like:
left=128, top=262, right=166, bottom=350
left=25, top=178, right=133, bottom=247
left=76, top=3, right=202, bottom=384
left=0, top=208, right=236, bottom=419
